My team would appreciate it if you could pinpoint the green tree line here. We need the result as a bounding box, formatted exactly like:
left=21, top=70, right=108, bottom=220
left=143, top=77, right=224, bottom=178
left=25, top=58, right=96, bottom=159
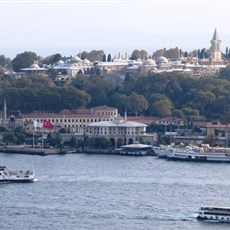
left=1, top=69, right=230, bottom=122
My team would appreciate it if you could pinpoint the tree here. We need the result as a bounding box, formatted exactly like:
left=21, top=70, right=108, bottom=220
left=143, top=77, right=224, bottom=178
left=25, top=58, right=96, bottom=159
left=164, top=47, right=180, bottom=59
left=103, top=54, right=106, bottom=62
left=69, top=136, right=77, bottom=148
left=47, top=132, right=61, bottom=147
left=12, top=51, right=40, bottom=72
left=80, top=50, right=105, bottom=62
left=130, top=49, right=148, bottom=60
left=107, top=54, right=112, bottom=62
left=182, top=107, right=200, bottom=128
left=152, top=48, right=165, bottom=59
left=42, top=53, right=62, bottom=65
left=126, top=92, right=149, bottom=116
left=192, top=90, right=216, bottom=115
left=0, top=55, right=11, bottom=69
left=220, top=109, right=230, bottom=124
left=225, top=47, right=229, bottom=59
left=53, top=53, right=62, bottom=63
left=3, top=132, right=16, bottom=144
left=219, top=66, right=230, bottom=80
left=154, top=98, right=173, bottom=117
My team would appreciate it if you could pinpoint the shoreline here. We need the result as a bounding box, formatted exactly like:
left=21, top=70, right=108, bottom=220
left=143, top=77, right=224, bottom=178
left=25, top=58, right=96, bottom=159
left=0, top=146, right=63, bottom=156
left=0, top=146, right=154, bottom=156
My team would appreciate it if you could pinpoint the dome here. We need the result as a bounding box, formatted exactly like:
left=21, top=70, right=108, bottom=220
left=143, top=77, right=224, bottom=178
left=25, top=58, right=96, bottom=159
left=30, top=63, right=40, bottom=68
left=71, top=55, right=81, bottom=62
left=57, top=60, right=64, bottom=65
left=156, top=56, right=168, bottom=64
left=143, top=59, right=157, bottom=66
left=83, top=58, right=90, bottom=64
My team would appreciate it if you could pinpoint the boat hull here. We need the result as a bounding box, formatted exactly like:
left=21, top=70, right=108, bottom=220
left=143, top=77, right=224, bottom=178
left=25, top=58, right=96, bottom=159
left=196, top=205, right=230, bottom=223
left=166, top=149, right=230, bottom=162
left=0, top=179, right=34, bottom=183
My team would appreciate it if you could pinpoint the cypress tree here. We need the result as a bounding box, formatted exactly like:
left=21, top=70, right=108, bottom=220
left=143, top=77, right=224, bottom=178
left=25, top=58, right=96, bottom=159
left=103, top=54, right=106, bottom=62
left=107, top=54, right=111, bottom=62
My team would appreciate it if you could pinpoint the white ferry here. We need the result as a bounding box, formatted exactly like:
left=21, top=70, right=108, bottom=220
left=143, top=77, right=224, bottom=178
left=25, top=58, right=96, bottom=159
left=166, top=146, right=230, bottom=162
left=0, top=166, right=35, bottom=183
left=197, top=205, right=230, bottom=223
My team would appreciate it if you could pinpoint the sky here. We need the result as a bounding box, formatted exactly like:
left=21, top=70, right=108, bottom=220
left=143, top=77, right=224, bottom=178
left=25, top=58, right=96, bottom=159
left=1, top=0, right=230, bottom=58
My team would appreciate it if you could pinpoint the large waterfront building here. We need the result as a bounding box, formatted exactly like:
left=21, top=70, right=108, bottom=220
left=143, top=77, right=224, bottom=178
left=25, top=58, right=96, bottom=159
left=87, top=114, right=156, bottom=146
left=23, top=106, right=118, bottom=134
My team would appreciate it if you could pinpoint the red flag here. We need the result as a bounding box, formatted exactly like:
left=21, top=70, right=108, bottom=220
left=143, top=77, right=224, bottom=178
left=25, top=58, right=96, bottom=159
left=43, top=119, right=54, bottom=129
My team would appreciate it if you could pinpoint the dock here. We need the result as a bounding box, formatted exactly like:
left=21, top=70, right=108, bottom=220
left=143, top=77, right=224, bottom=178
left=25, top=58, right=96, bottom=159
left=0, top=145, right=62, bottom=156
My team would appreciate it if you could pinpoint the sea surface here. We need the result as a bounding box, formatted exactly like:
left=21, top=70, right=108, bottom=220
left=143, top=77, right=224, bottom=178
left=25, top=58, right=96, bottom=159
left=1, top=152, right=230, bottom=230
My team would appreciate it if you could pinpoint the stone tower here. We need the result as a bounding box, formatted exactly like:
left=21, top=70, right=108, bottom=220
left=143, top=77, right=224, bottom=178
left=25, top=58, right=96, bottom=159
left=210, top=28, right=222, bottom=60
left=3, top=98, right=7, bottom=120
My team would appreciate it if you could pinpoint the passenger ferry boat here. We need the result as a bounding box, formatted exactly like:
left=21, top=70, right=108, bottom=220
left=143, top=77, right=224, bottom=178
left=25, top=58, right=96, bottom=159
left=0, top=166, right=35, bottom=183
left=197, top=205, right=230, bottom=223
left=166, top=146, right=230, bottom=162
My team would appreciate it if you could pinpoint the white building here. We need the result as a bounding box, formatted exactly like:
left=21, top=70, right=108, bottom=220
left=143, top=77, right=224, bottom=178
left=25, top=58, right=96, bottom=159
left=87, top=115, right=156, bottom=146
left=20, top=63, right=49, bottom=77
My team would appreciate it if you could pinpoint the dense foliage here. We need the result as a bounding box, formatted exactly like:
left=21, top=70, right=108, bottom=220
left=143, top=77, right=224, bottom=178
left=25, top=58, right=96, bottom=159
left=1, top=69, right=230, bottom=122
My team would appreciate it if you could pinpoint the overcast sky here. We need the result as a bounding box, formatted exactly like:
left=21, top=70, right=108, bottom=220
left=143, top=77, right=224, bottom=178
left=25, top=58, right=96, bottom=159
left=1, top=1, right=230, bottom=58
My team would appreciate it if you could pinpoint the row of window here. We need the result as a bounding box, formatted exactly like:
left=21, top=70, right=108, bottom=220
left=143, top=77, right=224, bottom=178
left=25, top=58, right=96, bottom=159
left=89, top=131, right=136, bottom=135
left=27, top=118, right=111, bottom=123
left=92, top=111, right=117, bottom=116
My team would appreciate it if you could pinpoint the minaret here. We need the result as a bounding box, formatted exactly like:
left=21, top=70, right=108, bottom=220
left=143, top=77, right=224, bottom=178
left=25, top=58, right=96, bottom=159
left=3, top=98, right=7, bottom=120
left=124, top=110, right=127, bottom=122
left=210, top=28, right=222, bottom=60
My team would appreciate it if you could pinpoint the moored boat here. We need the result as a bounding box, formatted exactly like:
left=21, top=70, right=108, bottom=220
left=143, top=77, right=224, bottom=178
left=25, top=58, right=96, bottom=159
left=0, top=166, right=35, bottom=183
left=166, top=146, right=230, bottom=162
left=114, top=143, right=157, bottom=156
left=196, top=205, right=230, bottom=223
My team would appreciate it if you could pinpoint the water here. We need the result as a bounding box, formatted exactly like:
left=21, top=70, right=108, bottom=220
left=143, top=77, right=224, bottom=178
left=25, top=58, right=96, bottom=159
left=1, top=153, right=230, bottom=230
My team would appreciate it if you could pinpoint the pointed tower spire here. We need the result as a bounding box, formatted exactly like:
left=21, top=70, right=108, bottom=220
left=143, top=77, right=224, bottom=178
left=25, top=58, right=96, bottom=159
left=212, top=28, right=220, bottom=41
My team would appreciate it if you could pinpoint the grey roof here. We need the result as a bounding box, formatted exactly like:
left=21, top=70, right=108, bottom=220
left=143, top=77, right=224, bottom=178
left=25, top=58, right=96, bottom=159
left=120, top=143, right=152, bottom=149
left=88, top=120, right=147, bottom=128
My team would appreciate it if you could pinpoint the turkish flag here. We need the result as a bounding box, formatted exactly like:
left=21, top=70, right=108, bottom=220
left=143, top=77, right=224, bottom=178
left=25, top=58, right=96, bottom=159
left=43, top=119, right=54, bottom=129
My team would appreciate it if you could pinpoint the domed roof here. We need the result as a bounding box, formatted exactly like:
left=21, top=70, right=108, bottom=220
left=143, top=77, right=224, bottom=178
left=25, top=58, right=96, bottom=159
left=156, top=56, right=168, bottom=64
left=57, top=60, right=64, bottom=65
left=83, top=59, right=91, bottom=64
left=143, top=59, right=157, bottom=66
left=30, top=63, right=40, bottom=68
left=71, top=55, right=81, bottom=62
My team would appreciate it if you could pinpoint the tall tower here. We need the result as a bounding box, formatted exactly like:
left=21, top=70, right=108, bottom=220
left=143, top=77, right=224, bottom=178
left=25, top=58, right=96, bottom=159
left=210, top=28, right=222, bottom=60
left=3, top=98, right=7, bottom=120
